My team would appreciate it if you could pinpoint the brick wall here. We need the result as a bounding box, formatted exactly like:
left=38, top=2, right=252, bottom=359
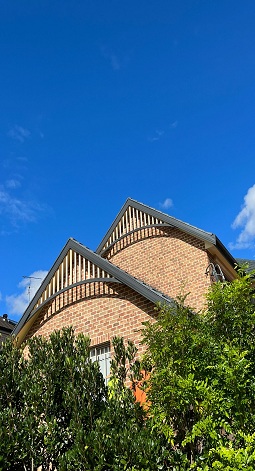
left=25, top=282, right=157, bottom=357
left=23, top=226, right=213, bottom=354
left=103, top=226, right=212, bottom=311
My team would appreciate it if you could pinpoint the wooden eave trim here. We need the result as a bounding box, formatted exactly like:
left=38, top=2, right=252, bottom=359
left=205, top=243, right=237, bottom=281
left=15, top=312, right=41, bottom=348
left=13, top=238, right=173, bottom=340
left=96, top=197, right=216, bottom=254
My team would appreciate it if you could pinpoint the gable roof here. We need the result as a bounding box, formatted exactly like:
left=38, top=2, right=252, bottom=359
left=0, top=315, right=17, bottom=345
left=96, top=198, right=236, bottom=268
left=13, top=238, right=173, bottom=342
left=0, top=315, right=16, bottom=331
left=236, top=258, right=255, bottom=273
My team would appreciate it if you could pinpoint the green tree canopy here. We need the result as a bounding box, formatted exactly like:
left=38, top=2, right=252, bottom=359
left=140, top=270, right=255, bottom=469
left=1, top=270, right=255, bottom=470
left=0, top=329, right=170, bottom=470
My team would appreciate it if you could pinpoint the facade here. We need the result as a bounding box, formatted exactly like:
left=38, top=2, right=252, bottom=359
left=13, top=198, right=238, bottom=377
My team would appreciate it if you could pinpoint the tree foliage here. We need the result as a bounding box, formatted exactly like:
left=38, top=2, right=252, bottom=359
left=0, top=328, right=106, bottom=470
left=140, top=270, right=255, bottom=469
left=0, top=329, right=170, bottom=470
left=1, top=271, right=255, bottom=470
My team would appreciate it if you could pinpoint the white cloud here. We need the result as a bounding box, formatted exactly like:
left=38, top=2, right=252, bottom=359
left=230, top=184, right=255, bottom=249
left=160, top=198, right=173, bottom=210
left=0, top=176, right=50, bottom=233
left=5, top=178, right=21, bottom=189
left=5, top=292, right=28, bottom=317
left=8, top=125, right=31, bottom=143
left=148, top=136, right=160, bottom=142
left=149, top=122, right=178, bottom=142
left=148, top=129, right=165, bottom=142
left=6, top=270, right=48, bottom=316
left=0, top=189, right=38, bottom=225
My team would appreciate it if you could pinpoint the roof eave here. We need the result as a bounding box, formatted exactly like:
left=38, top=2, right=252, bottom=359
left=13, top=237, right=173, bottom=340
left=215, top=236, right=237, bottom=268
left=96, top=197, right=216, bottom=254
left=12, top=238, right=74, bottom=337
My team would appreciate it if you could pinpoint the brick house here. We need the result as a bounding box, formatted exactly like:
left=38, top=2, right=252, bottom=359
left=13, top=198, right=238, bottom=377
left=0, top=314, right=17, bottom=345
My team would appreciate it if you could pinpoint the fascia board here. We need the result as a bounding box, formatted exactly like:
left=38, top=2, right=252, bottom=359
left=72, top=239, right=172, bottom=305
left=215, top=236, right=237, bottom=267
left=129, top=199, right=216, bottom=242
left=96, top=198, right=216, bottom=254
left=12, top=238, right=74, bottom=336
left=96, top=198, right=132, bottom=254
left=13, top=237, right=172, bottom=338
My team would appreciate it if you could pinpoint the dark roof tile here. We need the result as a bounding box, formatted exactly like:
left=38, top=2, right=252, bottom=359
left=236, top=258, right=255, bottom=273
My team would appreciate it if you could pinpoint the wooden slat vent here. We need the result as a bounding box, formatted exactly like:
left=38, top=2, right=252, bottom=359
left=33, top=250, right=113, bottom=311
left=103, top=205, right=165, bottom=251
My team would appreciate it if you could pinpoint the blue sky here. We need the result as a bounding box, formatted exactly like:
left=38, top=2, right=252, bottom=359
left=1, top=1, right=255, bottom=319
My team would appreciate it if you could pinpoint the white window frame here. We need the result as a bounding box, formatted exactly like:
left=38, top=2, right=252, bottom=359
left=90, top=343, right=111, bottom=384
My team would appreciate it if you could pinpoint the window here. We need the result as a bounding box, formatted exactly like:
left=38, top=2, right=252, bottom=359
left=205, top=263, right=225, bottom=282
left=90, top=343, right=111, bottom=384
